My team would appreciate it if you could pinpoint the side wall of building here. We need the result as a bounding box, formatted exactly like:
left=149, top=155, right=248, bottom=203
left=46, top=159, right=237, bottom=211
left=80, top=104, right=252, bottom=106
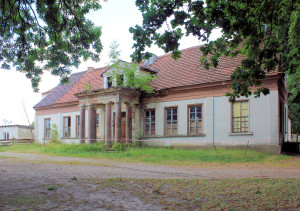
left=141, top=90, right=280, bottom=149
left=0, top=127, right=18, bottom=140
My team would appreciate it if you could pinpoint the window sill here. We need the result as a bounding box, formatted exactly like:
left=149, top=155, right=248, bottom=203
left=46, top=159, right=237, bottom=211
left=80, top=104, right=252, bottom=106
left=61, top=137, right=78, bottom=139
left=229, top=132, right=253, bottom=136
left=142, top=134, right=206, bottom=138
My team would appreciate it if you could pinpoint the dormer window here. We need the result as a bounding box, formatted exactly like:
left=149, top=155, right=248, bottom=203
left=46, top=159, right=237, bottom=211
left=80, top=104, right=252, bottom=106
left=107, top=77, right=112, bottom=88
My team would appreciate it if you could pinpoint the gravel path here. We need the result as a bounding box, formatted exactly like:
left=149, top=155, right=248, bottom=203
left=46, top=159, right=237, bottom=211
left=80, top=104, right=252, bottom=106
left=0, top=152, right=299, bottom=210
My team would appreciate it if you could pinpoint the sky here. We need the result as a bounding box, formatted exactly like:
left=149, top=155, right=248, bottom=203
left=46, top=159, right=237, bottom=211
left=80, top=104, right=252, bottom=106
left=0, top=0, right=220, bottom=126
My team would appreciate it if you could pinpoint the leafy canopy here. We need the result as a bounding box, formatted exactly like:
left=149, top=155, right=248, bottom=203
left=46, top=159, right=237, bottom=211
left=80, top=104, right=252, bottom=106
left=107, top=41, right=156, bottom=93
left=0, top=0, right=103, bottom=91
left=130, top=0, right=300, bottom=101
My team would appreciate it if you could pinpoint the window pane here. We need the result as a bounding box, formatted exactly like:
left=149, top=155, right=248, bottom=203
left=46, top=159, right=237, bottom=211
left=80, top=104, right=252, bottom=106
left=173, top=128, right=177, bottom=134
left=145, top=124, right=150, bottom=135
left=172, top=108, right=177, bottom=115
left=190, top=113, right=195, bottom=120
left=151, top=123, right=155, bottom=135
left=190, top=127, right=195, bottom=134
left=145, top=110, right=149, bottom=118
left=96, top=115, right=99, bottom=127
left=197, top=112, right=202, bottom=120
left=196, top=122, right=202, bottom=129
left=173, top=114, right=177, bottom=121
left=233, top=103, right=241, bottom=117
left=173, top=123, right=177, bottom=129
left=167, top=109, right=171, bottom=121
left=151, top=110, right=155, bottom=118
left=190, top=106, right=195, bottom=113
left=196, top=106, right=202, bottom=113
left=190, top=121, right=195, bottom=127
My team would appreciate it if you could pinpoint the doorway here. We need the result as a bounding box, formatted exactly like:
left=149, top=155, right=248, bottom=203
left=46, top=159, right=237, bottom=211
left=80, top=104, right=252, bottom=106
left=113, top=112, right=126, bottom=140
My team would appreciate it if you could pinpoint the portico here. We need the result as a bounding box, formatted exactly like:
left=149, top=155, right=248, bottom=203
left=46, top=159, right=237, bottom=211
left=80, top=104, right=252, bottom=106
left=75, top=87, right=141, bottom=145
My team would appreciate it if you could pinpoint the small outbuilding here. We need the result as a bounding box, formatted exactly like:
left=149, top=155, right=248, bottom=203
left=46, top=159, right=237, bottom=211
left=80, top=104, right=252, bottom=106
left=0, top=125, right=34, bottom=145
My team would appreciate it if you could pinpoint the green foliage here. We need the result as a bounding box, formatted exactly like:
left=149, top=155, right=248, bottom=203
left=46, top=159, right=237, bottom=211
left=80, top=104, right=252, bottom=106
left=112, top=142, right=127, bottom=152
left=107, top=41, right=156, bottom=93
left=130, top=141, right=148, bottom=148
left=131, top=0, right=300, bottom=101
left=49, top=124, right=60, bottom=143
left=83, top=82, right=93, bottom=91
left=0, top=0, right=103, bottom=91
left=287, top=70, right=300, bottom=133
left=47, top=185, right=55, bottom=191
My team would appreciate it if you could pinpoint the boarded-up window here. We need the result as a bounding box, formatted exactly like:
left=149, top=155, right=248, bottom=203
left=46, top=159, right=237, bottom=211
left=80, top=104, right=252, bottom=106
left=144, top=110, right=155, bottom=136
left=44, top=118, right=51, bottom=138
left=76, top=116, right=80, bottom=137
left=232, top=101, right=249, bottom=133
left=189, top=105, right=203, bottom=134
left=63, top=117, right=71, bottom=137
left=166, top=108, right=178, bottom=135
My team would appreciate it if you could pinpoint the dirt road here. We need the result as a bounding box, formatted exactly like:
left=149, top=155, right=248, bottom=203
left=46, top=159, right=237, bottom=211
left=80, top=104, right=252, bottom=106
left=0, top=152, right=299, bottom=210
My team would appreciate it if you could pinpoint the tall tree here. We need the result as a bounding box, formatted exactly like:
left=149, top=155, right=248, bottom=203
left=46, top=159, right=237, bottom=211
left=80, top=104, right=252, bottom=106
left=287, top=71, right=300, bottom=133
left=130, top=0, right=300, bottom=101
left=0, top=0, right=103, bottom=91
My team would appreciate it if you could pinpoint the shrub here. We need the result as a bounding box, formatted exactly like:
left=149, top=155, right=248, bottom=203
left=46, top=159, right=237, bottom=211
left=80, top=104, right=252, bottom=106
left=130, top=141, right=148, bottom=148
left=112, top=142, right=127, bottom=152
left=49, top=124, right=60, bottom=143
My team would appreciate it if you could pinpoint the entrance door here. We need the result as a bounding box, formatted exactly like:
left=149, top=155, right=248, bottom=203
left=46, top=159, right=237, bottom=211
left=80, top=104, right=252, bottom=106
left=113, top=112, right=126, bottom=140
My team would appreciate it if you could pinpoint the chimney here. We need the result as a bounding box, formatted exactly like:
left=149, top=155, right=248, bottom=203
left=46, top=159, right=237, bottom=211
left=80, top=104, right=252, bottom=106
left=87, top=67, right=94, bottom=71
left=144, top=54, right=157, bottom=66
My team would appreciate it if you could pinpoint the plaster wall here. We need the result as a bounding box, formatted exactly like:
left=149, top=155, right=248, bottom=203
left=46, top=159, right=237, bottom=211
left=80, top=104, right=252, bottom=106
left=142, top=90, right=280, bottom=146
left=18, top=127, right=34, bottom=139
left=0, top=127, right=18, bottom=140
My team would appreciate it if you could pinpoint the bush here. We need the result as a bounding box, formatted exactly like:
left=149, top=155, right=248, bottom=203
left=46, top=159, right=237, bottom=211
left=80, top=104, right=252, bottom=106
left=112, top=142, right=127, bottom=152
left=130, top=141, right=148, bottom=148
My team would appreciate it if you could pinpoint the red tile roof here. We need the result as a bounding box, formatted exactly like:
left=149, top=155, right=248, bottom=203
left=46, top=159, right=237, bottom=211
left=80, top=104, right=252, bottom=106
left=34, top=67, right=108, bottom=108
left=34, top=45, right=253, bottom=109
left=56, top=67, right=108, bottom=104
left=145, top=45, right=244, bottom=90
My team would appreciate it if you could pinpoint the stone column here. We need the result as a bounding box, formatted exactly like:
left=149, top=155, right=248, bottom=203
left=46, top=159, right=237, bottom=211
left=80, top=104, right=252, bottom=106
left=99, top=107, right=105, bottom=141
left=88, top=105, right=96, bottom=144
left=134, top=104, right=141, bottom=139
left=115, top=102, right=122, bottom=143
left=105, top=102, right=112, bottom=145
left=125, top=103, right=133, bottom=144
left=80, top=106, right=86, bottom=144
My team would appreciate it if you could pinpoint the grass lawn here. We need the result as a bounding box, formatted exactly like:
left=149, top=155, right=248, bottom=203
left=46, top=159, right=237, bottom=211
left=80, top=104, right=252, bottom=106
left=0, top=142, right=292, bottom=166
left=90, top=178, right=300, bottom=210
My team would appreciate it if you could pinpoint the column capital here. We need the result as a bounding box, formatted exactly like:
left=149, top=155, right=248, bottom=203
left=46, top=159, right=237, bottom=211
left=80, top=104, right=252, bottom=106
left=124, top=102, right=134, bottom=107
left=87, top=104, right=97, bottom=109
left=106, top=101, right=113, bottom=106
left=80, top=105, right=87, bottom=109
